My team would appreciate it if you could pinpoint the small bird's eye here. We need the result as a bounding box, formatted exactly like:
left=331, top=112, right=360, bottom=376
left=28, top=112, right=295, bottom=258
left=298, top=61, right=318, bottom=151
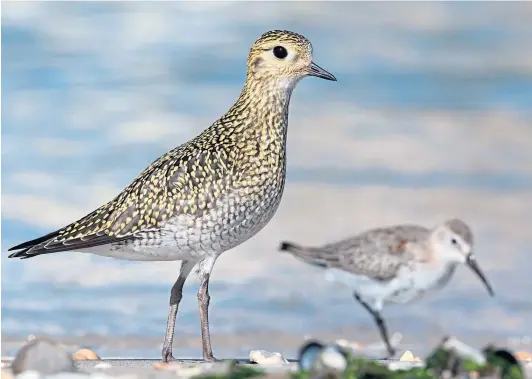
left=451, top=238, right=458, bottom=245
left=273, top=46, right=288, bottom=59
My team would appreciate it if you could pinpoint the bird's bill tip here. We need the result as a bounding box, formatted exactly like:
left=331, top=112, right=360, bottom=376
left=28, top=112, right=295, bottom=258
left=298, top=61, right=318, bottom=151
left=466, top=254, right=495, bottom=297
left=308, top=62, right=337, bottom=81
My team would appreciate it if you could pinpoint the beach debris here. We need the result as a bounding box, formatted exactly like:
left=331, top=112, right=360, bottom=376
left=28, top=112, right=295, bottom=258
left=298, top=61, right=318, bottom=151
left=11, top=338, right=75, bottom=376
left=298, top=340, right=349, bottom=378
left=72, top=350, right=100, bottom=361
left=399, top=350, right=423, bottom=362
left=249, top=350, right=288, bottom=365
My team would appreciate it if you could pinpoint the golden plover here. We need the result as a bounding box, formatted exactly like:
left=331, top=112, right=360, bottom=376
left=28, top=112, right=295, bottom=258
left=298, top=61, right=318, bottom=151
left=8, top=30, right=337, bottom=362
left=279, top=218, right=494, bottom=357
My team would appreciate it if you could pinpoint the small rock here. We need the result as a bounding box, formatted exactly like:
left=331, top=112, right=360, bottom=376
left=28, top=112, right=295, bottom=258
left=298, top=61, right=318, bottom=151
left=72, top=349, right=100, bottom=361
left=399, top=351, right=422, bottom=362
left=318, top=346, right=348, bottom=371
left=11, top=338, right=75, bottom=375
left=249, top=350, right=288, bottom=365
left=515, top=351, right=532, bottom=361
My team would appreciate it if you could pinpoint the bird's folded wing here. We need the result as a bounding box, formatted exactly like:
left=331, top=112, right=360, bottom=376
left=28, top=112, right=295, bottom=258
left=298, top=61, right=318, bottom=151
left=9, top=146, right=232, bottom=257
left=324, top=225, right=429, bottom=281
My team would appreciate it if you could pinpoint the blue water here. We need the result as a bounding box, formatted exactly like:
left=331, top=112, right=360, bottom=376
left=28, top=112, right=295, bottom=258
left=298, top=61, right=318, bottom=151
left=2, top=2, right=532, bottom=358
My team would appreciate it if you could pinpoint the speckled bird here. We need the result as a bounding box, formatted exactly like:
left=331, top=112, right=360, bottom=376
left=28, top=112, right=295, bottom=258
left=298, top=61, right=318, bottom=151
left=279, top=218, right=494, bottom=358
left=8, top=30, right=337, bottom=362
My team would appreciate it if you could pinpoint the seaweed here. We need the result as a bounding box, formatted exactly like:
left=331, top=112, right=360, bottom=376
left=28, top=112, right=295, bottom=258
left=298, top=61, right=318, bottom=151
left=193, top=339, right=525, bottom=379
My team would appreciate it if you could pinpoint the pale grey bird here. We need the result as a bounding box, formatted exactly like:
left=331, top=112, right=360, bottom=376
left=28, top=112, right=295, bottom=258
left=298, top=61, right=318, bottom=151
left=7, top=30, right=337, bottom=362
left=279, top=218, right=494, bottom=357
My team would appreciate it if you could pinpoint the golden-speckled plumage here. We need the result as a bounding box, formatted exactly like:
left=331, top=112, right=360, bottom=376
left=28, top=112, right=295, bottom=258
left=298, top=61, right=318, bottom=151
left=8, top=29, right=337, bottom=362
left=8, top=30, right=335, bottom=261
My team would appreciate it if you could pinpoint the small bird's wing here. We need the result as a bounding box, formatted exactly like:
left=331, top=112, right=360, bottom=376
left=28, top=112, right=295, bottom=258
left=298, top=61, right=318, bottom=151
left=280, top=225, right=429, bottom=281
left=8, top=143, right=232, bottom=259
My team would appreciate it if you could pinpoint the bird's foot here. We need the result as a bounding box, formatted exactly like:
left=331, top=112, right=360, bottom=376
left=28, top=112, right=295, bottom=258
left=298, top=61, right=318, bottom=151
left=386, top=347, right=397, bottom=360
left=161, top=350, right=177, bottom=363
left=203, top=354, right=220, bottom=362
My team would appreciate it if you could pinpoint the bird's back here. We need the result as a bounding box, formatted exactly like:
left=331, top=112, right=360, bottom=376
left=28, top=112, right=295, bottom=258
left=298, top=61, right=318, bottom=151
left=282, top=224, right=431, bottom=281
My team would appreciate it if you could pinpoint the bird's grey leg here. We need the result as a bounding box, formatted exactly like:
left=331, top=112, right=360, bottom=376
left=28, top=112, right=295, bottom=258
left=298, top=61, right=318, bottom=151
left=354, top=293, right=396, bottom=358
left=161, top=260, right=196, bottom=363
left=197, top=255, right=219, bottom=362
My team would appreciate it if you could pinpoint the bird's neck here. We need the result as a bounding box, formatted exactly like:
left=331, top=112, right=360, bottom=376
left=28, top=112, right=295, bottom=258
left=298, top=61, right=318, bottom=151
left=226, top=76, right=299, bottom=139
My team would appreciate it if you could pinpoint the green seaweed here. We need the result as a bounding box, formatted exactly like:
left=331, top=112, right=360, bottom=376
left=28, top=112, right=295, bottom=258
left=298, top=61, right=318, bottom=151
left=195, top=342, right=524, bottom=379
left=193, top=361, right=266, bottom=379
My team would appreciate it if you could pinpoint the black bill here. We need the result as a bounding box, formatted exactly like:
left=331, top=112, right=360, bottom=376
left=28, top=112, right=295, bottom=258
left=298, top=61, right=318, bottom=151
left=466, top=253, right=495, bottom=296
left=308, top=62, right=337, bottom=81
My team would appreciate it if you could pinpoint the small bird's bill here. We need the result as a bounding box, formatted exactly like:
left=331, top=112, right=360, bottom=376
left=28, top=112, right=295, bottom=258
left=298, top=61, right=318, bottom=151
left=308, top=62, right=337, bottom=81
left=466, top=254, right=495, bottom=296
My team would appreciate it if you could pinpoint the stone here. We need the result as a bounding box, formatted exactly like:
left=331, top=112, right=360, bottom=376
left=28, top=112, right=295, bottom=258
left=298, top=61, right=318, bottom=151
left=249, top=350, right=288, bottom=365
left=317, top=346, right=348, bottom=371
left=399, top=350, right=422, bottom=362
left=72, top=350, right=100, bottom=361
left=11, top=338, right=75, bottom=376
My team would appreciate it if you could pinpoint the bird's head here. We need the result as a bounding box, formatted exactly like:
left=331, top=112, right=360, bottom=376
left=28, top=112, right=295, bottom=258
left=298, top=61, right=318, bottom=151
left=431, top=218, right=494, bottom=297
left=246, top=30, right=336, bottom=88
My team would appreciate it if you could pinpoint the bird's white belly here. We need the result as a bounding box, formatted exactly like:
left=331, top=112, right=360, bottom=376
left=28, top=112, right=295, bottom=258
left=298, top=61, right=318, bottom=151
left=324, top=264, right=457, bottom=309
left=81, top=191, right=283, bottom=262
left=385, top=264, right=457, bottom=304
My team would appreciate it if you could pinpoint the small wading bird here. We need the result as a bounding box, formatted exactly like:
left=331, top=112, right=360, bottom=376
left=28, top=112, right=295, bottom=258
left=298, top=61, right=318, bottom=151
left=279, top=218, right=495, bottom=357
left=8, top=30, right=337, bottom=362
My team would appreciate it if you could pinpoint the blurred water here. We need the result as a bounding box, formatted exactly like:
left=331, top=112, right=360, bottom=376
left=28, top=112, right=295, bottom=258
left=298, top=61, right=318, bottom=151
left=2, top=2, right=532, bottom=358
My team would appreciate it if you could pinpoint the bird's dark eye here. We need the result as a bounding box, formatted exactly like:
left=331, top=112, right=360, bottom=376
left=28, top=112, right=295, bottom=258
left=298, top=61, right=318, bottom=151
left=451, top=238, right=458, bottom=245
left=273, top=46, right=288, bottom=59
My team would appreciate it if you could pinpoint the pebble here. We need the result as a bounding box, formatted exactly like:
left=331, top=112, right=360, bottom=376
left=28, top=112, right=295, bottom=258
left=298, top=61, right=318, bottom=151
left=249, top=350, right=288, bottom=365
left=11, top=338, right=75, bottom=376
left=72, top=350, right=100, bottom=361
left=318, top=346, right=348, bottom=371
left=399, top=351, right=422, bottom=362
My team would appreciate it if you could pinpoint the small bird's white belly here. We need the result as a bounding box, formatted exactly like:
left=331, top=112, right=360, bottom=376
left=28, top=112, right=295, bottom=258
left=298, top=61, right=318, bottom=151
left=324, top=263, right=457, bottom=310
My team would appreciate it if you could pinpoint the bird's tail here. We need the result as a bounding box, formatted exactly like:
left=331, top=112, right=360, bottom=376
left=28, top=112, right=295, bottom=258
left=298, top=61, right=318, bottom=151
left=7, top=231, right=60, bottom=259
left=278, top=241, right=328, bottom=268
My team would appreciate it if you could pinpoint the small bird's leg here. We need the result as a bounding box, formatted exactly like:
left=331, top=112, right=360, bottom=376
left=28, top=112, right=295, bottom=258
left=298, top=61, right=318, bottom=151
left=354, top=293, right=396, bottom=358
left=197, top=255, right=219, bottom=362
left=161, top=260, right=196, bottom=363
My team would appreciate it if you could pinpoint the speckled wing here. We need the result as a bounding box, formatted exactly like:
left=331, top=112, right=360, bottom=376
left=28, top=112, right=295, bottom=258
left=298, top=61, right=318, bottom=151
left=285, top=225, right=429, bottom=281
left=8, top=144, right=232, bottom=258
